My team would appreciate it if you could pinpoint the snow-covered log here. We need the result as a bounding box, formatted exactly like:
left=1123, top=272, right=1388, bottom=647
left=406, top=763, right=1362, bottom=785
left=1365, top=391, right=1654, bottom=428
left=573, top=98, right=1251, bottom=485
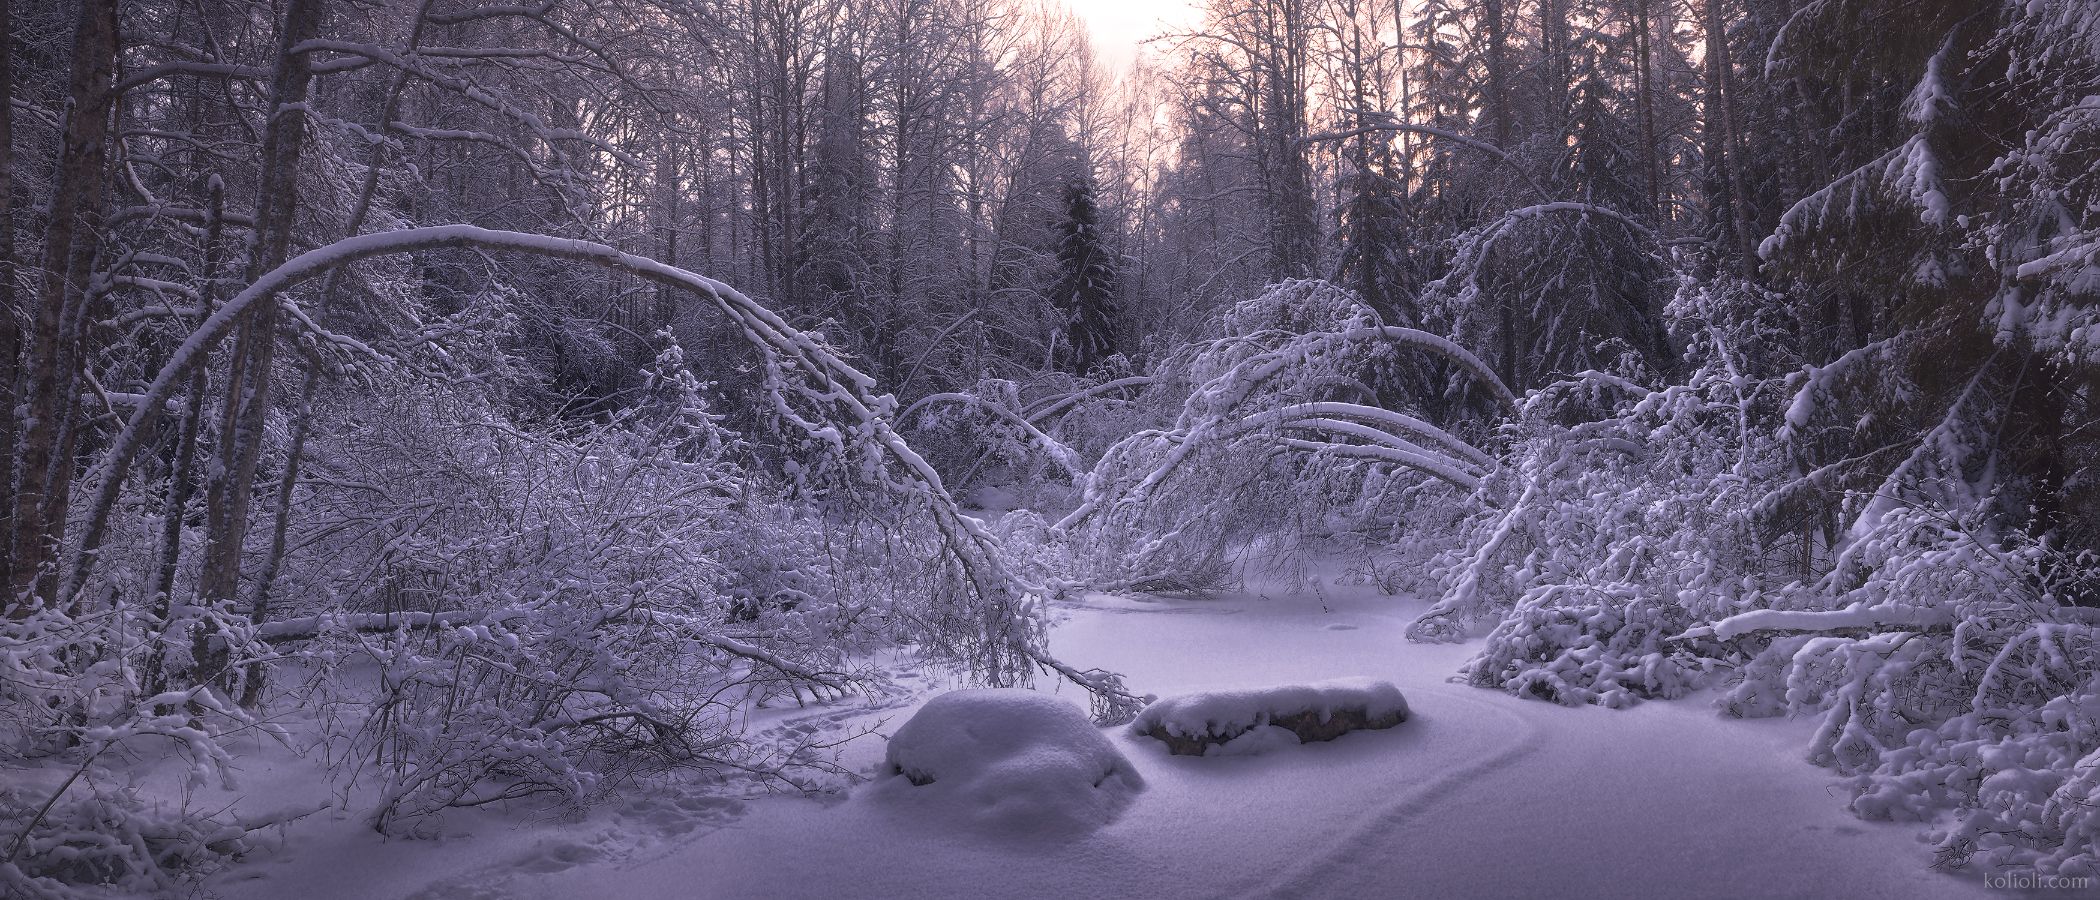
left=1675, top=602, right=1958, bottom=642
left=1131, top=678, right=1410, bottom=756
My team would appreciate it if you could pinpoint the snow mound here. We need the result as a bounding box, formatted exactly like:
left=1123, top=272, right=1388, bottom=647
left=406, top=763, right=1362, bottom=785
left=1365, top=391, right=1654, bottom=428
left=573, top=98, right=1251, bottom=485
left=1133, top=677, right=1410, bottom=756
left=876, top=689, right=1144, bottom=835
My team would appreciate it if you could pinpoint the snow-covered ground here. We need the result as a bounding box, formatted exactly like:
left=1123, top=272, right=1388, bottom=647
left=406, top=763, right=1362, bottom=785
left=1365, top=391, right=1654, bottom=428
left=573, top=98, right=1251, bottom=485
left=212, top=584, right=2003, bottom=900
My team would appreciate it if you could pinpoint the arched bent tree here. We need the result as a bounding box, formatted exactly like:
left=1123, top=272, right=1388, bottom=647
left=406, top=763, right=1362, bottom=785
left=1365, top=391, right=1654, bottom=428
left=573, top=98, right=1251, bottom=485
left=1034, top=288, right=1519, bottom=595
left=1055, top=324, right=1516, bottom=534
left=65, top=225, right=1146, bottom=723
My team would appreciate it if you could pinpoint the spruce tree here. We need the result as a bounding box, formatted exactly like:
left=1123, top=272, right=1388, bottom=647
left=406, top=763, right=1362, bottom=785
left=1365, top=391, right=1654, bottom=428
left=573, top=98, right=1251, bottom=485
left=1053, top=171, right=1118, bottom=375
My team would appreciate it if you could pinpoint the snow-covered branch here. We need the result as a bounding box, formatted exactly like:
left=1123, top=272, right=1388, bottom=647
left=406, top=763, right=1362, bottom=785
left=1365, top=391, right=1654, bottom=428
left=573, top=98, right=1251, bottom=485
left=63, top=224, right=1138, bottom=716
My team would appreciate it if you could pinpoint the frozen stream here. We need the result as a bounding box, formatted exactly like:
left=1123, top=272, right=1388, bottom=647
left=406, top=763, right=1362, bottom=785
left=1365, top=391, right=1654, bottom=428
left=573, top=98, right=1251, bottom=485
left=464, top=587, right=2001, bottom=900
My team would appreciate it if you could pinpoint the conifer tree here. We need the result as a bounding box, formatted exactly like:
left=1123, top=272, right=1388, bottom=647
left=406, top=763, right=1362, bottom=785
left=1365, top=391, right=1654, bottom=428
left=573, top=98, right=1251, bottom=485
left=1053, top=170, right=1119, bottom=375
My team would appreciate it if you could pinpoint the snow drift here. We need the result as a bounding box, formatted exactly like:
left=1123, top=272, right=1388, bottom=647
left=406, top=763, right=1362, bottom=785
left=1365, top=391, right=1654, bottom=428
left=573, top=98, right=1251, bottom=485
left=875, top=689, right=1144, bottom=835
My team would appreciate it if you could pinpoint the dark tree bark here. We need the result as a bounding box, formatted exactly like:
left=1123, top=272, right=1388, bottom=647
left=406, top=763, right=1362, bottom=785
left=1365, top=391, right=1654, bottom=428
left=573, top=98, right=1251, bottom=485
left=8, top=0, right=119, bottom=615
left=0, top=0, right=18, bottom=601
left=196, top=0, right=326, bottom=609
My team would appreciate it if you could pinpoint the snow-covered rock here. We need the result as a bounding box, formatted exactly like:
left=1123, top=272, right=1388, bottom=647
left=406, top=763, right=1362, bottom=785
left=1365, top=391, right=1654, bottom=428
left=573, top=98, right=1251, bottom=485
left=1203, top=724, right=1304, bottom=757
left=1133, top=677, right=1410, bottom=756
left=875, top=689, right=1144, bottom=835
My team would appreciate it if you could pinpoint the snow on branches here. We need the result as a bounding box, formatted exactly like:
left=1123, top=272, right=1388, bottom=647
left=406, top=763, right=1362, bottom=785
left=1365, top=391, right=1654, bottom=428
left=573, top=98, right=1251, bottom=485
left=1053, top=281, right=1505, bottom=592
left=4, top=224, right=1150, bottom=865
left=61, top=225, right=1138, bottom=717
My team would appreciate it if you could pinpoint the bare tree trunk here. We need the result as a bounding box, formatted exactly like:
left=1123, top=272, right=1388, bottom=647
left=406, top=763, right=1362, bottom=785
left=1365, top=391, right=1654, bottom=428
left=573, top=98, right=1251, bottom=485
left=239, top=0, right=435, bottom=707
left=1486, top=0, right=1522, bottom=392
left=196, top=0, right=325, bottom=610
left=1633, top=0, right=1660, bottom=219
left=0, top=0, right=18, bottom=599
left=1481, top=0, right=1515, bottom=152
left=238, top=371, right=311, bottom=707
left=1261, top=0, right=1316, bottom=278
left=657, top=143, right=680, bottom=325
left=9, top=0, right=118, bottom=616
left=1703, top=0, right=1756, bottom=264
left=144, top=179, right=225, bottom=697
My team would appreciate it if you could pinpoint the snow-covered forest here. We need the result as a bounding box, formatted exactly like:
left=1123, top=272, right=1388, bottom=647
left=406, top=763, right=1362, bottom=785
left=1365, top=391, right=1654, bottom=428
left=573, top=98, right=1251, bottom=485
left=1, top=0, right=2097, bottom=895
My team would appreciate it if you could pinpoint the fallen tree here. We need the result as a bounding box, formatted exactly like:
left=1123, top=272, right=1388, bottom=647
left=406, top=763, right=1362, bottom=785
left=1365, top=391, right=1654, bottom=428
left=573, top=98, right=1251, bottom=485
left=1046, top=281, right=1510, bottom=593
left=59, top=224, right=1142, bottom=721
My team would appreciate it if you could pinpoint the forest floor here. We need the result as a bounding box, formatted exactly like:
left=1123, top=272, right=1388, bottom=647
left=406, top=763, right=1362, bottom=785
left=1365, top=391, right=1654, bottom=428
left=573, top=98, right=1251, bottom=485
left=207, top=580, right=2011, bottom=900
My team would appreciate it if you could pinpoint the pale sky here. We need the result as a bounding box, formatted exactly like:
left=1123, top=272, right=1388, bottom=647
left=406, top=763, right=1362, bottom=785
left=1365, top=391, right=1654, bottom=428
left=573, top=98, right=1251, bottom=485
left=1060, top=0, right=1200, bottom=68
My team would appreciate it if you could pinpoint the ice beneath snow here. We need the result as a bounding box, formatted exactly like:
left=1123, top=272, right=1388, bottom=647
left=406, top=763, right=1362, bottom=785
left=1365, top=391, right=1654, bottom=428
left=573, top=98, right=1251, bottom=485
left=1133, top=676, right=1409, bottom=750
left=872, top=688, right=1143, bottom=835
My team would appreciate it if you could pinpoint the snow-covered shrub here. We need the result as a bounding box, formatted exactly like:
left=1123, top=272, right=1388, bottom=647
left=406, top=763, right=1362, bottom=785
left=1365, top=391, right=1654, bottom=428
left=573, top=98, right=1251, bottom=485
left=1410, top=276, right=1786, bottom=663
left=0, top=779, right=253, bottom=898
left=875, top=689, right=1143, bottom=835
left=1461, top=583, right=1706, bottom=708
left=1410, top=349, right=1767, bottom=672
left=0, top=588, right=279, bottom=895
left=1412, top=274, right=1823, bottom=705
left=1712, top=507, right=2100, bottom=875
left=709, top=496, right=906, bottom=649
left=274, top=359, right=866, bottom=833
left=1441, top=315, right=2100, bottom=871
left=0, top=620, right=275, bottom=896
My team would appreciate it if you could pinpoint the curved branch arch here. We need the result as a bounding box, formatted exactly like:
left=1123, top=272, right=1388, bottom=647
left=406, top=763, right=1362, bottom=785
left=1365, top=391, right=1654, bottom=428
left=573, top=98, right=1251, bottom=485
left=1055, top=324, right=1514, bottom=532
left=1274, top=436, right=1483, bottom=492
left=1247, top=401, right=1494, bottom=470
left=1023, top=376, right=1156, bottom=424
left=64, top=225, right=1142, bottom=717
